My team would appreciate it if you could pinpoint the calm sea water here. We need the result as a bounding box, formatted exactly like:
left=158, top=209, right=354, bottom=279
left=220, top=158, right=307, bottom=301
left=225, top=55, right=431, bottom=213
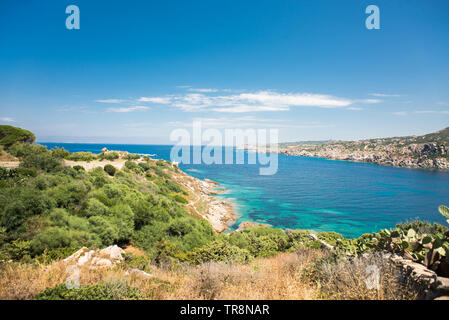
left=42, top=143, right=449, bottom=238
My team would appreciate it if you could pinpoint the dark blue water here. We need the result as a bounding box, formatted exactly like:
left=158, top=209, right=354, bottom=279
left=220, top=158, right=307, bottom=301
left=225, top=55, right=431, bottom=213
left=42, top=143, right=449, bottom=238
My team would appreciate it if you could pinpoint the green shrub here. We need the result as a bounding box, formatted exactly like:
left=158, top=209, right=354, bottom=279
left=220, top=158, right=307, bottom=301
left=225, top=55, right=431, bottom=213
left=88, top=216, right=119, bottom=246
left=0, top=187, right=54, bottom=233
left=153, top=239, right=187, bottom=264
left=317, top=231, right=344, bottom=246
left=3, top=239, right=32, bottom=261
left=99, top=152, right=119, bottom=161
left=73, top=165, right=85, bottom=172
left=48, top=181, right=89, bottom=209
left=227, top=227, right=290, bottom=258
left=151, top=166, right=170, bottom=179
left=0, top=167, right=37, bottom=181
left=123, top=253, right=151, bottom=272
left=125, top=154, right=141, bottom=160
left=34, top=283, right=143, bottom=300
left=104, top=164, right=116, bottom=176
left=138, top=162, right=150, bottom=171
left=86, top=198, right=110, bottom=217
left=36, top=246, right=80, bottom=264
left=165, top=180, right=184, bottom=193
left=21, top=151, right=62, bottom=172
left=172, top=195, right=188, bottom=204
left=124, top=161, right=143, bottom=174
left=66, top=152, right=96, bottom=162
left=168, top=218, right=194, bottom=237
left=30, top=226, right=99, bottom=255
left=51, top=147, right=70, bottom=159
left=187, top=241, right=252, bottom=264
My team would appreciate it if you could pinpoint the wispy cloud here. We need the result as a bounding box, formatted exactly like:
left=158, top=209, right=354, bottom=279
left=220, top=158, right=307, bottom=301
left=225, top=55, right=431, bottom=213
left=346, top=107, right=363, bottom=111
left=187, top=88, right=219, bottom=93
left=415, top=110, right=449, bottom=114
left=393, top=111, right=408, bottom=116
left=0, top=117, right=15, bottom=123
left=107, top=106, right=149, bottom=113
left=138, top=97, right=172, bottom=104
left=358, top=99, right=382, bottom=104
left=137, top=90, right=374, bottom=113
left=167, top=117, right=333, bottom=129
left=95, top=99, right=126, bottom=104
left=370, top=93, right=402, bottom=97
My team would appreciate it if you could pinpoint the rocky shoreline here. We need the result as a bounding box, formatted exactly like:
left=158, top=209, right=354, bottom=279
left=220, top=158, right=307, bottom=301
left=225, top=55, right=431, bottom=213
left=279, top=143, right=449, bottom=170
left=172, top=169, right=238, bottom=233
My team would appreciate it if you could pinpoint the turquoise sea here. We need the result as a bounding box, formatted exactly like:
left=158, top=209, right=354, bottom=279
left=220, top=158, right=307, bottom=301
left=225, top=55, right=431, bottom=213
left=42, top=143, right=449, bottom=238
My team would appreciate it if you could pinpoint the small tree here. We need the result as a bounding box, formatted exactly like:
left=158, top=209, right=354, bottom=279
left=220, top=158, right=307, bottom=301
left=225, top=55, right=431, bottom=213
left=104, top=164, right=116, bottom=176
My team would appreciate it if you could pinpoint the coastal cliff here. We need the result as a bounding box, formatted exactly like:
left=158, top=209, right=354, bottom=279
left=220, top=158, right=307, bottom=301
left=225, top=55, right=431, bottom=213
left=279, top=127, right=449, bottom=170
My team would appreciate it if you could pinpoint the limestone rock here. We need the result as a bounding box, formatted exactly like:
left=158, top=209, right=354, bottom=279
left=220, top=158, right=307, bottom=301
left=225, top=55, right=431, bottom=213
left=64, top=245, right=125, bottom=269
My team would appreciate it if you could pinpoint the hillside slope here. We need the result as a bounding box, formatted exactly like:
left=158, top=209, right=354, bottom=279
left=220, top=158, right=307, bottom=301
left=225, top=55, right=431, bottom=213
left=279, top=127, right=449, bottom=169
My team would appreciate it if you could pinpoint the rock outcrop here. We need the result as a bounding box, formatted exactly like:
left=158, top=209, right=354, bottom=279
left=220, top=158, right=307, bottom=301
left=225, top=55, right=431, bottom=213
left=390, top=254, right=449, bottom=300
left=64, top=245, right=125, bottom=269
left=63, top=245, right=153, bottom=278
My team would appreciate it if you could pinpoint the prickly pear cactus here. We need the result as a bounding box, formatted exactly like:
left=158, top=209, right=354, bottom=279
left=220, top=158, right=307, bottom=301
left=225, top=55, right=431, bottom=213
left=438, top=205, right=449, bottom=225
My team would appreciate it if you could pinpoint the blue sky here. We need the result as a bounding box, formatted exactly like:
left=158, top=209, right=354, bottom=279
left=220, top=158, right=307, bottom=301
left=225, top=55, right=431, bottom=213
left=0, top=0, right=448, bottom=144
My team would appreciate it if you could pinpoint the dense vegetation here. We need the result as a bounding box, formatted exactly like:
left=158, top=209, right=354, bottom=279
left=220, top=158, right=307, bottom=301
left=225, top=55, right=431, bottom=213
left=0, top=125, right=35, bottom=148
left=1, top=127, right=448, bottom=300
left=0, top=139, right=216, bottom=263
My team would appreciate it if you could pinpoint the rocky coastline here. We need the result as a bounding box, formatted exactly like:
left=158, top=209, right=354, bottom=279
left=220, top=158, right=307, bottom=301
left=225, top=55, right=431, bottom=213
left=279, top=142, right=449, bottom=170
left=171, top=169, right=238, bottom=233
left=276, top=127, right=449, bottom=170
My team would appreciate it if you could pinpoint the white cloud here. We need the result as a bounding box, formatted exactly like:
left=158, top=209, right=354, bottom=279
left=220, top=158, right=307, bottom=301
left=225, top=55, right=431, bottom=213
left=393, top=111, right=408, bottom=116
left=187, top=88, right=219, bottom=93
left=346, top=107, right=363, bottom=111
left=108, top=89, right=380, bottom=113
left=138, top=97, right=172, bottom=104
left=210, top=105, right=290, bottom=113
left=107, top=106, right=149, bottom=113
left=370, top=93, right=401, bottom=97
left=95, top=99, right=125, bottom=103
left=415, top=110, right=449, bottom=114
left=0, top=117, right=15, bottom=122
left=163, top=91, right=362, bottom=112
left=358, top=99, right=382, bottom=104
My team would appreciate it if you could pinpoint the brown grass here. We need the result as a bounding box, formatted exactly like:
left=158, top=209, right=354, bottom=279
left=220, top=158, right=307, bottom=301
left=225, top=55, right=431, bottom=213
left=158, top=249, right=322, bottom=300
left=0, top=249, right=418, bottom=300
left=313, top=252, right=418, bottom=300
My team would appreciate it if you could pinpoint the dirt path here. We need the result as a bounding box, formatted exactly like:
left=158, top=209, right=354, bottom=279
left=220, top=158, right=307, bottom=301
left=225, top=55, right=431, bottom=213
left=0, top=161, right=19, bottom=168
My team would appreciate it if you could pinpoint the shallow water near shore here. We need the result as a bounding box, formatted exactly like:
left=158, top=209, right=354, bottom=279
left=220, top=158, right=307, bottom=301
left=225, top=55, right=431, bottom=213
left=42, top=143, right=449, bottom=238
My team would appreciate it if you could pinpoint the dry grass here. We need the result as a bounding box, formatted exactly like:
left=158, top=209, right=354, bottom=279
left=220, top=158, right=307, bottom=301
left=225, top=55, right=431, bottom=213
left=313, top=252, right=418, bottom=300
left=0, top=249, right=419, bottom=300
left=159, top=249, right=322, bottom=300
